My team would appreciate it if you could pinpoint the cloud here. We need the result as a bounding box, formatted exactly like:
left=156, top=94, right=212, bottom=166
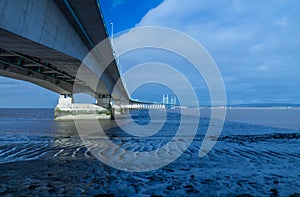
left=122, top=0, right=300, bottom=104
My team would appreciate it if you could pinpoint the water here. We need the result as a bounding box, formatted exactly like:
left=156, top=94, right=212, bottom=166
left=0, top=108, right=300, bottom=196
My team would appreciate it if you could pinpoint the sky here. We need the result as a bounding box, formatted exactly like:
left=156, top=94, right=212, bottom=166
left=0, top=0, right=299, bottom=107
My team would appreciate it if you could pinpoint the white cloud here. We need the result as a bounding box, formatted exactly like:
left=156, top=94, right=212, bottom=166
left=125, top=0, right=300, bottom=104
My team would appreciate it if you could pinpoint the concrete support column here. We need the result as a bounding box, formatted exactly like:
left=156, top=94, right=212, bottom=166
left=58, top=94, right=73, bottom=105
left=96, top=94, right=111, bottom=109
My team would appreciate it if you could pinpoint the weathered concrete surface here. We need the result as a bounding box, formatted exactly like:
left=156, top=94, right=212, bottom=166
left=54, top=95, right=110, bottom=120
left=0, top=0, right=89, bottom=60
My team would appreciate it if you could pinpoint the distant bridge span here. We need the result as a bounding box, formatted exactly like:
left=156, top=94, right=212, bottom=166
left=0, top=0, right=129, bottom=107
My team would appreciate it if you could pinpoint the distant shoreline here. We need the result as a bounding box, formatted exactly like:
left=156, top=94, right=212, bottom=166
left=2, top=104, right=300, bottom=110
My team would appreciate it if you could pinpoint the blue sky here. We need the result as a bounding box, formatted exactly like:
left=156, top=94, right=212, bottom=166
left=103, top=0, right=300, bottom=106
left=0, top=0, right=299, bottom=107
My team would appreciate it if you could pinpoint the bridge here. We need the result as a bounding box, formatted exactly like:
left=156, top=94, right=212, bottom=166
left=0, top=0, right=131, bottom=110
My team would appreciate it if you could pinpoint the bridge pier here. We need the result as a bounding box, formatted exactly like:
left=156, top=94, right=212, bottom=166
left=54, top=94, right=111, bottom=120
left=58, top=94, right=73, bottom=105
left=96, top=94, right=111, bottom=109
left=96, top=94, right=116, bottom=120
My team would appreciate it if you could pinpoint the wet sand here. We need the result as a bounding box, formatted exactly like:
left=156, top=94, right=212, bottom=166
left=1, top=109, right=300, bottom=196
left=0, top=157, right=203, bottom=196
left=1, top=138, right=300, bottom=197
left=0, top=157, right=137, bottom=196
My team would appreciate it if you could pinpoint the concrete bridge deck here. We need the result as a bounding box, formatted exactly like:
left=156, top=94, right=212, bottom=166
left=0, top=0, right=128, bottom=106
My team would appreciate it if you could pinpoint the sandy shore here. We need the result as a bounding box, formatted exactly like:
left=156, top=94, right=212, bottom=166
left=0, top=157, right=200, bottom=196
left=1, top=109, right=300, bottom=196
left=0, top=158, right=103, bottom=196
left=1, top=155, right=300, bottom=196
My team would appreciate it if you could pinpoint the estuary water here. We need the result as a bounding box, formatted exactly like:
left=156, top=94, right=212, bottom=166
left=0, top=108, right=299, bottom=196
